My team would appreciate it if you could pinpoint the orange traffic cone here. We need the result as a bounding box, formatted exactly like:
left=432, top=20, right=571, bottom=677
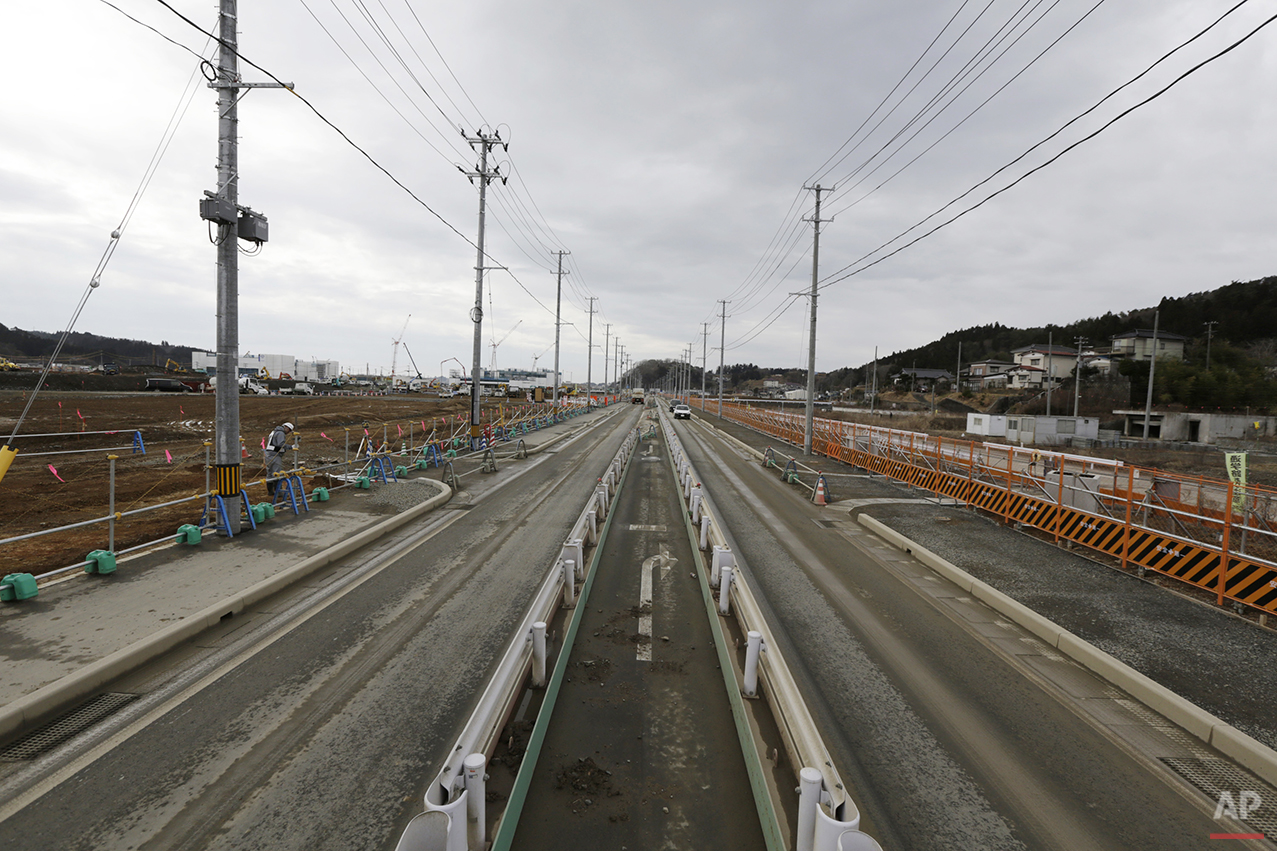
left=814, top=474, right=827, bottom=505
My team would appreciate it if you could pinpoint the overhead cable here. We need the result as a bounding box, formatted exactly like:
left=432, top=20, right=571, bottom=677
left=819, top=5, right=1277, bottom=290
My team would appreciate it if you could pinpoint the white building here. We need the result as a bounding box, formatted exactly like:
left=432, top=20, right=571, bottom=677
left=1004, top=415, right=1100, bottom=446
left=191, top=351, right=340, bottom=381
left=966, top=413, right=1008, bottom=437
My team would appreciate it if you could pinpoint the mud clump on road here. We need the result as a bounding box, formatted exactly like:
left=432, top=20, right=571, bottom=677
left=554, top=757, right=622, bottom=814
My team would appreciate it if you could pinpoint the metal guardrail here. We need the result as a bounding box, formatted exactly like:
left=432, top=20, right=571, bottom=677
left=660, top=409, right=882, bottom=851
left=398, top=423, right=640, bottom=851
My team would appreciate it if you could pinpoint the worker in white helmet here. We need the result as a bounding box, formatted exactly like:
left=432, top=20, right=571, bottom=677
left=265, top=421, right=295, bottom=498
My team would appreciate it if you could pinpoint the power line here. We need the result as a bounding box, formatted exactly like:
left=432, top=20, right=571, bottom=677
left=97, top=0, right=207, bottom=61
left=819, top=4, right=1277, bottom=290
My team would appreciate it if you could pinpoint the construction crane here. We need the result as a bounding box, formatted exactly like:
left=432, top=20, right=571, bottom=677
left=490, top=320, right=522, bottom=369
left=532, top=341, right=554, bottom=372
left=390, top=314, right=411, bottom=383
left=402, top=342, right=423, bottom=379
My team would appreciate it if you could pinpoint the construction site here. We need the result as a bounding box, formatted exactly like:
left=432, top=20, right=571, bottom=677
left=0, top=386, right=565, bottom=578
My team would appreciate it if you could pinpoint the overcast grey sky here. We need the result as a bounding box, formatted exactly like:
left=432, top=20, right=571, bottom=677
left=4, top=0, right=1276, bottom=380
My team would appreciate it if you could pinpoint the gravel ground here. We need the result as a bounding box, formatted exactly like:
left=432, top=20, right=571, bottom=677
left=361, top=476, right=448, bottom=513
left=698, top=412, right=1277, bottom=754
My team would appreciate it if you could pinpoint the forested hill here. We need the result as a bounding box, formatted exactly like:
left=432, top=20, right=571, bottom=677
left=0, top=324, right=202, bottom=365
left=870, top=275, right=1277, bottom=373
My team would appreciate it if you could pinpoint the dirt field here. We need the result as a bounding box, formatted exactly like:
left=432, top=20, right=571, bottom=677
left=0, top=389, right=521, bottom=576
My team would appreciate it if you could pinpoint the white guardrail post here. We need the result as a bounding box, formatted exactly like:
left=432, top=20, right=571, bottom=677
left=659, top=409, right=866, bottom=851
left=743, top=630, right=763, bottom=697
left=531, top=621, right=547, bottom=687
left=464, top=754, right=487, bottom=849
left=402, top=423, right=640, bottom=851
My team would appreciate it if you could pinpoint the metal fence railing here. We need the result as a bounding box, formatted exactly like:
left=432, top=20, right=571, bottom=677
left=693, top=398, right=1277, bottom=617
left=0, top=401, right=614, bottom=598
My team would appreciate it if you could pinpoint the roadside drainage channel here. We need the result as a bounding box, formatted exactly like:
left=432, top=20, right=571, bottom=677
left=661, top=409, right=884, bottom=851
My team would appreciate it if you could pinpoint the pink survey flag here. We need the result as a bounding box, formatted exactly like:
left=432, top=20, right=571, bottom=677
left=320, top=432, right=334, bottom=442
left=48, top=464, right=65, bottom=482
left=165, top=450, right=173, bottom=463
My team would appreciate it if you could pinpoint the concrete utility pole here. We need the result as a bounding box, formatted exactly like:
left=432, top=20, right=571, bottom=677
left=1045, top=331, right=1053, bottom=417
left=614, top=338, right=620, bottom=391
left=602, top=323, right=611, bottom=391
left=552, top=250, right=568, bottom=404
left=718, top=299, right=729, bottom=418
left=1143, top=310, right=1160, bottom=439
left=1073, top=336, right=1088, bottom=417
left=463, top=127, right=506, bottom=448
left=701, top=322, right=709, bottom=402
left=956, top=341, right=962, bottom=395
left=870, top=346, right=878, bottom=413
left=1204, top=320, right=1219, bottom=370
left=586, top=297, right=596, bottom=407
left=209, top=0, right=289, bottom=533
left=802, top=184, right=832, bottom=455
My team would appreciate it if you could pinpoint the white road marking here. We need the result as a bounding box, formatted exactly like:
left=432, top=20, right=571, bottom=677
left=640, top=555, right=658, bottom=609
left=628, top=524, right=667, bottom=532
left=637, top=615, right=653, bottom=661
left=637, top=550, right=673, bottom=662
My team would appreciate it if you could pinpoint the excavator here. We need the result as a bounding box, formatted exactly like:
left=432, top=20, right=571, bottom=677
left=164, top=358, right=189, bottom=374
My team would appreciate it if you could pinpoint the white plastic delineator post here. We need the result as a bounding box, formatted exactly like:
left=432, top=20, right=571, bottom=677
left=563, top=539, right=585, bottom=580
left=710, top=545, right=733, bottom=589
left=690, top=487, right=702, bottom=523
left=563, top=559, right=576, bottom=607
left=595, top=484, right=608, bottom=515
left=743, top=630, right=763, bottom=697
left=586, top=508, right=597, bottom=544
left=464, top=753, right=487, bottom=850
left=797, top=766, right=823, bottom=851
left=718, top=565, right=733, bottom=615
left=532, top=621, right=547, bottom=687
left=699, top=513, right=710, bottom=550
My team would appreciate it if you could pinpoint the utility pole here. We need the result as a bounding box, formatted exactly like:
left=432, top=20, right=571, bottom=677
left=701, top=322, right=709, bottom=402
left=206, top=0, right=289, bottom=533
left=1143, top=310, right=1160, bottom=439
left=552, top=250, right=569, bottom=404
left=718, top=299, right=729, bottom=418
left=463, top=127, right=507, bottom=447
left=870, top=346, right=878, bottom=413
left=586, top=297, right=596, bottom=408
left=1073, top=336, right=1088, bottom=417
left=956, top=341, right=962, bottom=395
left=802, top=183, right=832, bottom=456
left=1045, top=331, right=1053, bottom=417
left=1204, top=320, right=1219, bottom=369
left=615, top=338, right=621, bottom=392
left=603, top=323, right=611, bottom=391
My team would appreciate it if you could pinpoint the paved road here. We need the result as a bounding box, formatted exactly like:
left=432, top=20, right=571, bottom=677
left=0, top=407, right=640, bottom=851
left=673, top=415, right=1243, bottom=851
left=510, top=411, right=765, bottom=850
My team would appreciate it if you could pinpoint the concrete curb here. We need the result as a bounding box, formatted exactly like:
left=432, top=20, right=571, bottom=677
left=0, top=482, right=453, bottom=741
left=857, top=513, right=1277, bottom=789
